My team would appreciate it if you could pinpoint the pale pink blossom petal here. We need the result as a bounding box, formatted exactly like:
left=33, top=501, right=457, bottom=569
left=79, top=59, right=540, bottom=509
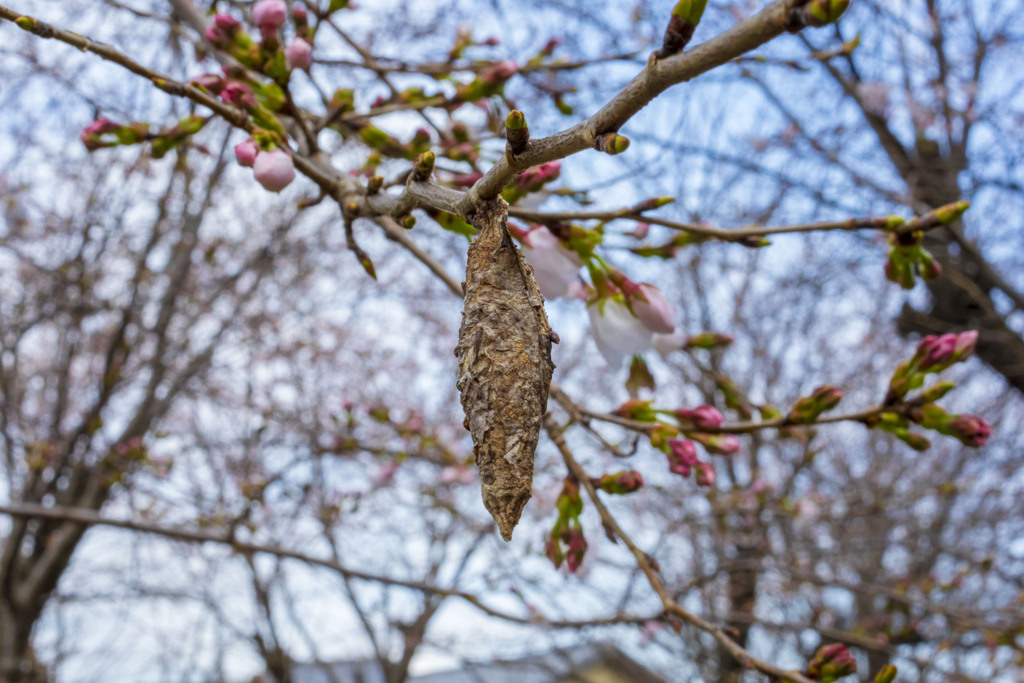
left=633, top=283, right=675, bottom=333
left=253, top=149, right=296, bottom=192
left=520, top=226, right=582, bottom=299
left=653, top=332, right=686, bottom=359
left=285, top=38, right=313, bottom=71
left=588, top=299, right=653, bottom=367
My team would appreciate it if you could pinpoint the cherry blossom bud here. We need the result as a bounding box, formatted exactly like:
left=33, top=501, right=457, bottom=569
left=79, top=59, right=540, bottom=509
left=481, top=59, right=518, bottom=85
left=252, top=0, right=287, bottom=29
left=588, top=298, right=654, bottom=367
left=253, top=149, right=296, bottom=192
left=80, top=117, right=119, bottom=149
left=611, top=399, right=656, bottom=422
left=234, top=138, right=259, bottom=167
left=807, top=643, right=857, bottom=682
left=595, top=470, right=644, bottom=495
left=675, top=405, right=724, bottom=430
left=188, top=73, right=226, bottom=95
left=666, top=438, right=699, bottom=476
left=954, top=330, right=978, bottom=358
left=694, top=462, right=716, bottom=487
left=564, top=526, right=587, bottom=573
left=918, top=333, right=957, bottom=369
left=220, top=81, right=256, bottom=108
left=689, top=432, right=741, bottom=455
left=514, top=161, right=561, bottom=192
left=633, top=283, right=675, bottom=334
left=520, top=226, right=581, bottom=299
left=215, top=14, right=242, bottom=33
left=205, top=23, right=230, bottom=47
left=285, top=38, right=313, bottom=71
left=945, top=415, right=992, bottom=447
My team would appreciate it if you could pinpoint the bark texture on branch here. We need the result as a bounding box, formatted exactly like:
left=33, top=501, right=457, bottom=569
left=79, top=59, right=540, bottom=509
left=455, top=199, right=555, bottom=541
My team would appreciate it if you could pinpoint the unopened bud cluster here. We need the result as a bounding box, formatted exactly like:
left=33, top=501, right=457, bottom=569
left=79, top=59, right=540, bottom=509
left=873, top=330, right=992, bottom=450
left=546, top=477, right=587, bottom=573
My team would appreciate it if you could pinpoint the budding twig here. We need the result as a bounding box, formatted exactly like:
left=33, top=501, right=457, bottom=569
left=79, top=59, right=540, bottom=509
left=544, top=415, right=816, bottom=683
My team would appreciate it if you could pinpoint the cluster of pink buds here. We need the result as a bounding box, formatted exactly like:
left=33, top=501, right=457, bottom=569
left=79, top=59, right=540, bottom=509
left=547, top=476, right=588, bottom=573
left=235, top=138, right=295, bottom=192
left=546, top=525, right=587, bottom=573
left=665, top=438, right=715, bottom=486
left=887, top=330, right=977, bottom=402
left=204, top=3, right=314, bottom=76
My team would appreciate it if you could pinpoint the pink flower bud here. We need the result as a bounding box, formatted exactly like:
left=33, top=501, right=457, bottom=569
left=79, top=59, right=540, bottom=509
left=632, top=283, right=675, bottom=334
left=946, top=414, right=992, bottom=447
left=252, top=0, right=287, bottom=29
left=214, top=14, right=242, bottom=32
left=514, top=161, right=561, bottom=192
left=695, top=462, right=716, bottom=487
left=253, top=149, right=296, bottom=192
left=188, top=73, right=226, bottom=94
left=80, top=118, right=121, bottom=150
left=285, top=38, right=314, bottom=71
left=205, top=23, right=230, bottom=46
left=564, top=526, right=587, bottom=573
left=690, top=432, right=741, bottom=455
left=675, top=405, right=724, bottom=430
left=234, top=139, right=259, bottom=167
left=220, top=81, right=256, bottom=108
left=954, top=330, right=978, bottom=358
left=595, top=470, right=644, bottom=495
left=206, top=14, right=241, bottom=45
left=481, top=59, right=518, bottom=85
left=666, top=438, right=699, bottom=476
left=925, top=333, right=958, bottom=365
left=807, top=643, right=857, bottom=680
